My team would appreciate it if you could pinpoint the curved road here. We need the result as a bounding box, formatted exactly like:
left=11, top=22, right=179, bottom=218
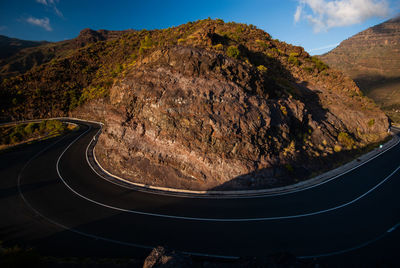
left=1, top=120, right=399, bottom=265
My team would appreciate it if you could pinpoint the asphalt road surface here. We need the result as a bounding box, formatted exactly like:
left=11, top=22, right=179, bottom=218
left=1, top=120, right=399, bottom=266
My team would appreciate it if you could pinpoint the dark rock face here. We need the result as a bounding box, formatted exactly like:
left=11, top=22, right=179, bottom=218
left=143, top=246, right=192, bottom=268
left=90, top=45, right=389, bottom=190
left=321, top=16, right=400, bottom=121
left=141, top=247, right=317, bottom=267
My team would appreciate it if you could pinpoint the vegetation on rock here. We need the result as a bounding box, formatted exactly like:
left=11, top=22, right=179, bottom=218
left=0, top=120, right=72, bottom=149
left=0, top=18, right=390, bottom=190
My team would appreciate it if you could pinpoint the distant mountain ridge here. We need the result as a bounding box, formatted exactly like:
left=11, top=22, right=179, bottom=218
left=321, top=16, right=400, bottom=122
left=0, top=29, right=134, bottom=80
left=0, top=35, right=47, bottom=59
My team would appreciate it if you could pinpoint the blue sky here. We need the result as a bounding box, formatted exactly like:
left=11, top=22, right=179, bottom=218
left=0, top=0, right=399, bottom=55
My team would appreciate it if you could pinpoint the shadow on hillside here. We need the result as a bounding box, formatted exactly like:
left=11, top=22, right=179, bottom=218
left=205, top=37, right=339, bottom=191
left=209, top=136, right=387, bottom=191
left=354, top=75, right=400, bottom=94
left=197, top=33, right=391, bottom=191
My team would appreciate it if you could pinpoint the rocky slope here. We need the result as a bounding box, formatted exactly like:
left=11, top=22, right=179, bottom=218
left=321, top=16, right=400, bottom=122
left=1, top=19, right=390, bottom=190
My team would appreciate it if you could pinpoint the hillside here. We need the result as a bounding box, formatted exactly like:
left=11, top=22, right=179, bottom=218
left=0, top=29, right=133, bottom=81
left=0, top=35, right=47, bottom=59
left=321, top=16, right=400, bottom=122
left=0, top=19, right=389, bottom=190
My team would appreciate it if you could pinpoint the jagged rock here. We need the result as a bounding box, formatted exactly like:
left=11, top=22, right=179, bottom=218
left=93, top=44, right=388, bottom=190
left=143, top=246, right=192, bottom=268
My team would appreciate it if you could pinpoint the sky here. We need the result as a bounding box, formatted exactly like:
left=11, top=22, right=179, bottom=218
left=0, top=0, right=399, bottom=55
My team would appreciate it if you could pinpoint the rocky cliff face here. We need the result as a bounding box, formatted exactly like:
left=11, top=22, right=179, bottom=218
left=321, top=16, right=400, bottom=122
left=73, top=20, right=388, bottom=190
left=1, top=19, right=390, bottom=190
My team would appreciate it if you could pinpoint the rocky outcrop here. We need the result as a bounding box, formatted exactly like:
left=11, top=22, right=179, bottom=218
left=143, top=246, right=192, bottom=268
left=1, top=19, right=390, bottom=190
left=90, top=44, right=389, bottom=190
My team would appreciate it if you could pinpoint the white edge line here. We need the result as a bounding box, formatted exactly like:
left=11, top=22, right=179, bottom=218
left=15, top=125, right=239, bottom=260
left=86, top=122, right=399, bottom=198
left=16, top=121, right=400, bottom=260
left=57, top=122, right=400, bottom=222
left=5, top=117, right=399, bottom=198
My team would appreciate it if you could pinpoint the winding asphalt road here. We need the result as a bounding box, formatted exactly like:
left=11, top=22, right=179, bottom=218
left=1, top=120, right=400, bottom=265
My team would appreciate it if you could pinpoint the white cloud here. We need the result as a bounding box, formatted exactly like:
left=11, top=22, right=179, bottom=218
left=295, top=0, right=390, bottom=32
left=309, top=43, right=340, bottom=52
left=26, top=17, right=52, bottom=31
left=294, top=5, right=303, bottom=23
left=36, top=0, right=63, bottom=17
left=36, top=0, right=56, bottom=5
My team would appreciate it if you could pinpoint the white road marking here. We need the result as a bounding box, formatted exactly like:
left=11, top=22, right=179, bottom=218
left=387, top=222, right=400, bottom=233
left=56, top=123, right=400, bottom=222
left=85, top=122, right=400, bottom=199
left=15, top=121, right=400, bottom=260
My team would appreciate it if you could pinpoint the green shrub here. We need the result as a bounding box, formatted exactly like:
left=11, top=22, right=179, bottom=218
left=303, top=66, right=314, bottom=73
left=288, top=53, right=300, bottom=66
left=368, top=119, right=375, bottom=127
left=0, top=243, right=42, bottom=267
left=14, top=124, right=25, bottom=135
left=311, top=56, right=329, bottom=72
left=255, top=39, right=269, bottom=49
left=338, top=132, right=354, bottom=148
left=10, top=132, right=22, bottom=143
left=111, top=64, right=123, bottom=78
left=227, top=46, right=240, bottom=59
left=214, top=44, right=224, bottom=50
left=24, top=122, right=37, bottom=135
left=39, top=121, right=47, bottom=132
left=46, top=120, right=66, bottom=133
left=280, top=105, right=288, bottom=116
left=334, top=145, right=342, bottom=152
left=257, top=65, right=268, bottom=72
left=139, top=35, right=153, bottom=54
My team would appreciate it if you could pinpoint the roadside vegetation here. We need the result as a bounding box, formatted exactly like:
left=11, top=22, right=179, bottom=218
left=0, top=242, right=42, bottom=268
left=0, top=120, right=77, bottom=150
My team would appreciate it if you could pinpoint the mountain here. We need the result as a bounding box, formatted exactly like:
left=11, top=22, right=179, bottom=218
left=320, top=16, right=400, bottom=122
left=0, top=29, right=133, bottom=80
left=0, top=35, right=47, bottom=59
left=0, top=19, right=389, bottom=190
